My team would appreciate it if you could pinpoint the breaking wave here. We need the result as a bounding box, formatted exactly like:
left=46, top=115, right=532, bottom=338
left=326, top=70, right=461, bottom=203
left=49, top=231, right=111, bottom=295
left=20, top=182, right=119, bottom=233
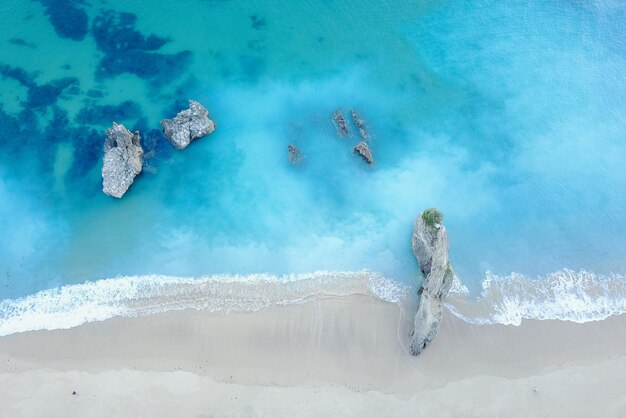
left=0, top=270, right=410, bottom=336
left=1, top=267, right=625, bottom=336
left=446, top=269, right=626, bottom=325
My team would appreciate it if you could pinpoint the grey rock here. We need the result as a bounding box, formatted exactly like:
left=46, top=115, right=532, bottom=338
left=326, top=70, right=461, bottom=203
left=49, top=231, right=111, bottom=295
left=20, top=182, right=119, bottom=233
left=332, top=110, right=349, bottom=136
left=102, top=122, right=143, bottom=198
left=409, top=208, right=454, bottom=355
left=354, top=141, right=373, bottom=164
left=350, top=109, right=364, bottom=129
left=288, top=144, right=303, bottom=165
left=161, top=100, right=216, bottom=150
left=350, top=109, right=369, bottom=140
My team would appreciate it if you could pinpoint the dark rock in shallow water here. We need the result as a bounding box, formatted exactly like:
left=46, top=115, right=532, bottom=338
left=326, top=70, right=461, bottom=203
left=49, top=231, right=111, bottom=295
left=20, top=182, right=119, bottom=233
left=137, top=125, right=174, bottom=162
left=92, top=11, right=168, bottom=52
left=409, top=208, right=454, bottom=355
left=75, top=101, right=142, bottom=125
left=92, top=10, right=190, bottom=84
left=97, top=50, right=192, bottom=83
left=8, top=38, right=37, bottom=49
left=86, top=89, right=104, bottom=98
left=102, top=123, right=143, bottom=198
left=161, top=100, right=216, bottom=150
left=69, top=126, right=102, bottom=177
left=26, top=77, right=78, bottom=109
left=0, top=108, right=21, bottom=147
left=0, top=64, right=78, bottom=109
left=354, top=141, right=373, bottom=164
left=287, top=144, right=303, bottom=165
left=332, top=110, right=349, bottom=136
left=250, top=15, right=267, bottom=30
left=38, top=0, right=88, bottom=41
left=0, top=64, right=33, bottom=86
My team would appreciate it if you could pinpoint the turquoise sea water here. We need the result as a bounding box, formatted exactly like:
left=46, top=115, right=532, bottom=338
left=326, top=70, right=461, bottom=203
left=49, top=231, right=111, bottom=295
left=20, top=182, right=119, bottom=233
left=0, top=0, right=625, bottom=332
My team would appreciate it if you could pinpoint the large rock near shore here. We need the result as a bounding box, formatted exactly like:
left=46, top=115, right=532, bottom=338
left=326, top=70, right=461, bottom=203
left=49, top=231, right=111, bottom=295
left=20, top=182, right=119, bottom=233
left=410, top=208, right=454, bottom=355
left=102, top=123, right=143, bottom=198
left=161, top=100, right=216, bottom=150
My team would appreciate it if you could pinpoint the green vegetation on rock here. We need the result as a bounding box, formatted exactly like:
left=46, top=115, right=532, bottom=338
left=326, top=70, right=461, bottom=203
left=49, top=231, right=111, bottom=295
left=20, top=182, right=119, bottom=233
left=421, top=208, right=443, bottom=228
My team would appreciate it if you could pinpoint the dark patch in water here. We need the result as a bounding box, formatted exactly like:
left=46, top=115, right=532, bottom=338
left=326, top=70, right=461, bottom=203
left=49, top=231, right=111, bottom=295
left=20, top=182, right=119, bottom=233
left=239, top=55, right=265, bottom=81
left=0, top=107, right=21, bottom=146
left=250, top=15, right=267, bottom=30
left=27, top=78, right=79, bottom=108
left=137, top=124, right=174, bottom=162
left=75, top=100, right=143, bottom=125
left=0, top=64, right=34, bottom=86
left=86, top=89, right=104, bottom=98
left=0, top=64, right=78, bottom=109
left=162, top=98, right=191, bottom=120
left=247, top=39, right=265, bottom=52
left=69, top=125, right=103, bottom=178
left=97, top=50, right=191, bottom=83
left=92, top=11, right=169, bottom=52
left=8, top=38, right=37, bottom=49
left=38, top=0, right=89, bottom=41
left=92, top=10, right=191, bottom=84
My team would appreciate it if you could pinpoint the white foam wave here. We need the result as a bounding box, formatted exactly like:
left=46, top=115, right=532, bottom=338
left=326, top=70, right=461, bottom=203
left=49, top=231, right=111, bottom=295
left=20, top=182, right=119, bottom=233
left=446, top=269, right=626, bottom=325
left=0, top=271, right=411, bottom=336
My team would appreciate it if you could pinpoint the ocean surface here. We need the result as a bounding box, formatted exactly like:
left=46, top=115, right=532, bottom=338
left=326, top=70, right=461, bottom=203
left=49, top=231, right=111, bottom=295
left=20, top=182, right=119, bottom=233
left=0, top=0, right=625, bottom=334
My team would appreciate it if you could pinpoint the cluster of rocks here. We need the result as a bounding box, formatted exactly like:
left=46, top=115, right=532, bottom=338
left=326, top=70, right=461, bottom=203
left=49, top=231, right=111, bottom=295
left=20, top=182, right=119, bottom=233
left=409, top=208, right=454, bottom=355
left=102, top=100, right=216, bottom=198
left=334, top=108, right=374, bottom=165
left=287, top=108, right=373, bottom=166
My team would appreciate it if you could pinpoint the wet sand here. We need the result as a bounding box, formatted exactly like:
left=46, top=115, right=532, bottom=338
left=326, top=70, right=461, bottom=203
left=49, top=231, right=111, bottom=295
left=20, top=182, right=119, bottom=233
left=0, top=295, right=625, bottom=417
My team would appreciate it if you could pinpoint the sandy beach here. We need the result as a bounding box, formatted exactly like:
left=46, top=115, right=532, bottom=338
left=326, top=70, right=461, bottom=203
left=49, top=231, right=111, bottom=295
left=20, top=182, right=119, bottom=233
left=0, top=295, right=625, bottom=417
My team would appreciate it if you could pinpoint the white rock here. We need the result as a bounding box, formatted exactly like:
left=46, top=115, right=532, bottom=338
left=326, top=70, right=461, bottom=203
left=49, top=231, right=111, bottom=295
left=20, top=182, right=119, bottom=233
left=161, top=100, right=216, bottom=150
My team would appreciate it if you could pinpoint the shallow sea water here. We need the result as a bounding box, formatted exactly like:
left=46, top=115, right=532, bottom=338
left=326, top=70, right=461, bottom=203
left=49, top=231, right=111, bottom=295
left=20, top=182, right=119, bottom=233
left=0, top=0, right=625, bottom=330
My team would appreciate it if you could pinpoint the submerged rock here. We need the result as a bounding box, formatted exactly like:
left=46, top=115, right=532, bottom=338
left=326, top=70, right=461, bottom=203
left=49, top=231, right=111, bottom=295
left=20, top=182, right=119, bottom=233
left=354, top=141, right=373, bottom=164
left=350, top=109, right=369, bottom=140
left=287, top=144, right=303, bottom=165
left=332, top=110, right=349, bottom=136
left=102, top=123, right=143, bottom=198
left=410, top=208, right=454, bottom=355
left=161, top=100, right=216, bottom=150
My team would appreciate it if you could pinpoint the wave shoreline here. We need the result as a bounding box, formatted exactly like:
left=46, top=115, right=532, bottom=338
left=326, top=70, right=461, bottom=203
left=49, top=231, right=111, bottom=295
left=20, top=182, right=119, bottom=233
left=0, top=268, right=625, bottom=336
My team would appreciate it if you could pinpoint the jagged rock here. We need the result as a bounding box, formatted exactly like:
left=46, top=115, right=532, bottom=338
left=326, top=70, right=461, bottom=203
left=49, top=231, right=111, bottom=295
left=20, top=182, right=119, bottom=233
left=161, top=100, right=216, bottom=150
left=350, top=109, right=369, bottom=140
left=288, top=144, right=303, bottom=165
left=409, top=208, right=454, bottom=355
left=332, top=110, right=348, bottom=135
left=102, top=122, right=143, bottom=198
left=354, top=141, right=373, bottom=164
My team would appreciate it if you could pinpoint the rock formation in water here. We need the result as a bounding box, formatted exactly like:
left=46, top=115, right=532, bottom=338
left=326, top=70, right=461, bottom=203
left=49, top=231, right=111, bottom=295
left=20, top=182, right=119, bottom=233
left=288, top=144, right=303, bottom=165
left=332, top=110, right=349, bottom=136
left=161, top=100, right=216, bottom=150
left=350, top=109, right=369, bottom=140
left=354, top=141, right=373, bottom=164
left=102, top=122, right=143, bottom=198
left=410, top=208, right=454, bottom=355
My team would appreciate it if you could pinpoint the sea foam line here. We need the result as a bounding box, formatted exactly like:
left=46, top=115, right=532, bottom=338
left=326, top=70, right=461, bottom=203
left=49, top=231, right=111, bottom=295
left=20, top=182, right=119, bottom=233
left=0, top=271, right=410, bottom=336
left=446, top=269, right=626, bottom=325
